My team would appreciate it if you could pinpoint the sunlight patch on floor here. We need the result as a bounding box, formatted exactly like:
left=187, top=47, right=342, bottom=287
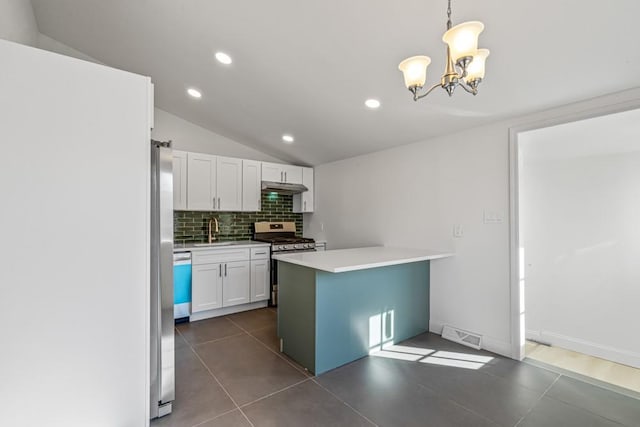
left=526, top=340, right=640, bottom=393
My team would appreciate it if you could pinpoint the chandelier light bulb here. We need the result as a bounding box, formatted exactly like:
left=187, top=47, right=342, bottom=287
left=464, top=49, right=490, bottom=82
left=442, top=21, right=484, bottom=64
left=398, top=56, right=431, bottom=89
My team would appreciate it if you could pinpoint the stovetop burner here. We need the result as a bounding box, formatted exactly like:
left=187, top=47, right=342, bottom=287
left=253, top=221, right=316, bottom=252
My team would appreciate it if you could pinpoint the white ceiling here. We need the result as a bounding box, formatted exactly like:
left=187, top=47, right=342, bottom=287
left=31, top=0, right=640, bottom=166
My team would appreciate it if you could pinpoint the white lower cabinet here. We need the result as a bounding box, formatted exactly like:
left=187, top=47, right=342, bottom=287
left=222, top=260, right=250, bottom=307
left=250, top=259, right=269, bottom=302
left=191, top=246, right=270, bottom=318
left=191, top=263, right=223, bottom=312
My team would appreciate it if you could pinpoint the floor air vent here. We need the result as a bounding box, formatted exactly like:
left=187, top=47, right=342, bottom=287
left=442, top=325, right=483, bottom=350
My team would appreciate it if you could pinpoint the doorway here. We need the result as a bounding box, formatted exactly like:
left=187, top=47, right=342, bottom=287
left=509, top=103, right=640, bottom=394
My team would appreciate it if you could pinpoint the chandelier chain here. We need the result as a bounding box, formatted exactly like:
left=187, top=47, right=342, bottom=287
left=446, top=0, right=452, bottom=30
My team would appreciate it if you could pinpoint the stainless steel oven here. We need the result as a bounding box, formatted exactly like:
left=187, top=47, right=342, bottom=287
left=253, top=221, right=316, bottom=306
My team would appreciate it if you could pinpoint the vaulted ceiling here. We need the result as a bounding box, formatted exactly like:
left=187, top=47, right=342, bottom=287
left=31, top=0, right=640, bottom=165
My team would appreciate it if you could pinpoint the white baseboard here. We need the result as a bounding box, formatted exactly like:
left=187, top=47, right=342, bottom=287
left=527, top=329, right=640, bottom=369
left=189, top=300, right=268, bottom=322
left=430, top=319, right=512, bottom=358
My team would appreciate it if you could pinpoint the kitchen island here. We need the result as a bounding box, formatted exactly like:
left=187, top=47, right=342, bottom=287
left=273, top=246, right=453, bottom=375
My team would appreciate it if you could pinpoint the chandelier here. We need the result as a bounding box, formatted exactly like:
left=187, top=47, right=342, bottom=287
left=398, top=0, right=490, bottom=101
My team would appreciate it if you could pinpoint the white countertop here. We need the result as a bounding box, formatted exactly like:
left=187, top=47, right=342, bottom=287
left=174, top=240, right=270, bottom=253
left=272, top=246, right=453, bottom=273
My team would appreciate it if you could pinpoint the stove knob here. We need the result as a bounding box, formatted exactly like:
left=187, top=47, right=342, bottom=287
left=277, top=245, right=285, bottom=251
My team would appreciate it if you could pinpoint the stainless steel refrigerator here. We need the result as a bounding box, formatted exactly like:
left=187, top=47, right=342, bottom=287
left=150, top=140, right=175, bottom=419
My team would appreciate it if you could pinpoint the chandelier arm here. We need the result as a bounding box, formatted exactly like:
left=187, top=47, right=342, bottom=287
left=458, top=80, right=478, bottom=96
left=413, top=82, right=443, bottom=101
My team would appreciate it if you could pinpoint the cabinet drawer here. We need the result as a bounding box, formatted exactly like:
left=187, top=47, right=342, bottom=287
left=192, top=248, right=250, bottom=265
left=250, top=247, right=270, bottom=260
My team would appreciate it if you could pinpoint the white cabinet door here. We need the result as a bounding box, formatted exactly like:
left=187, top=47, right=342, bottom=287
left=222, top=261, right=251, bottom=307
left=172, top=150, right=187, bottom=210
left=216, top=156, right=242, bottom=211
left=250, top=259, right=270, bottom=302
left=187, top=152, right=217, bottom=211
left=261, top=162, right=283, bottom=182
left=192, top=263, right=223, bottom=312
left=242, top=160, right=261, bottom=211
left=293, top=167, right=314, bottom=213
left=282, top=165, right=303, bottom=184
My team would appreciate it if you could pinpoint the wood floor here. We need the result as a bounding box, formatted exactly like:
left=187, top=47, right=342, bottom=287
left=526, top=341, right=640, bottom=393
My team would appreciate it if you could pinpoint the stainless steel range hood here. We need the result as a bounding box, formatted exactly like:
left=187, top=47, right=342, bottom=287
left=261, top=181, right=308, bottom=195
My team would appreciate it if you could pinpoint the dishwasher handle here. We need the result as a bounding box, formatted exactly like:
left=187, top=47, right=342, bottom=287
left=173, top=252, right=192, bottom=263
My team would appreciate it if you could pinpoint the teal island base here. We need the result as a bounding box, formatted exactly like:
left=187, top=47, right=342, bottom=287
left=277, top=260, right=430, bottom=375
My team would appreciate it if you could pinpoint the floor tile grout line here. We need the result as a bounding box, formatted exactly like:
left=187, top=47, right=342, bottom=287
left=226, top=317, right=312, bottom=377
left=238, top=378, right=312, bottom=409
left=189, top=331, right=248, bottom=348
left=421, top=384, right=502, bottom=427
left=188, top=346, right=256, bottom=427
left=174, top=328, right=248, bottom=427
left=513, top=373, right=562, bottom=427
left=190, top=408, right=240, bottom=427
left=311, top=378, right=380, bottom=427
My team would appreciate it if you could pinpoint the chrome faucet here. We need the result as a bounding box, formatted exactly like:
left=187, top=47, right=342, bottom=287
left=208, top=217, right=219, bottom=243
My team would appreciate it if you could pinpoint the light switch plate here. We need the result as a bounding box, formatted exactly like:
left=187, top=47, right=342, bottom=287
left=453, top=224, right=464, bottom=238
left=483, top=210, right=504, bottom=224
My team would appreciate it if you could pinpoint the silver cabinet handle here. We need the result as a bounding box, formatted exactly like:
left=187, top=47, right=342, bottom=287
left=213, top=197, right=216, bottom=209
left=280, top=171, right=283, bottom=182
left=255, top=251, right=266, bottom=255
left=224, top=263, right=227, bottom=276
left=219, top=264, right=222, bottom=277
left=285, top=171, right=287, bottom=182
left=304, top=201, right=307, bottom=211
left=218, top=197, right=221, bottom=210
left=258, top=198, right=261, bottom=210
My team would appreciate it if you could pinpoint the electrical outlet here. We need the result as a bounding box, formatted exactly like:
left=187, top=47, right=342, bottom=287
left=453, top=224, right=464, bottom=238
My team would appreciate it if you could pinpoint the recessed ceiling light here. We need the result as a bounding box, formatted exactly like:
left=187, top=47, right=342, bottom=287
left=365, top=99, right=381, bottom=109
left=215, top=52, right=233, bottom=65
left=282, top=134, right=294, bottom=144
left=187, top=88, right=202, bottom=99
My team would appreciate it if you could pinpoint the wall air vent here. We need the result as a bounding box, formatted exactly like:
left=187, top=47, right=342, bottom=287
left=442, top=325, right=483, bottom=350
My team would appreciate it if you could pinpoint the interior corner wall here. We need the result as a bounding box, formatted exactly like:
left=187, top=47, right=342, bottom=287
left=151, top=108, right=284, bottom=162
left=520, top=151, right=640, bottom=367
left=0, top=0, right=39, bottom=46
left=304, top=88, right=640, bottom=358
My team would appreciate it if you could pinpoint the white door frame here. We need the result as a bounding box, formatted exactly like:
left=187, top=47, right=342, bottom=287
left=508, top=95, right=640, bottom=361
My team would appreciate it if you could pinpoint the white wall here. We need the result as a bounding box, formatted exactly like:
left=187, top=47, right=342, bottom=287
left=0, top=0, right=38, bottom=46
left=0, top=39, right=151, bottom=426
left=520, top=149, right=640, bottom=367
left=305, top=88, right=640, bottom=357
left=152, top=108, right=283, bottom=161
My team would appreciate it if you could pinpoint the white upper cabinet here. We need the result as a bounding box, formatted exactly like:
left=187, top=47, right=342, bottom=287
left=282, top=164, right=303, bottom=184
left=261, top=162, right=303, bottom=184
left=261, top=162, right=283, bottom=182
left=216, top=156, right=242, bottom=211
left=187, top=152, right=217, bottom=211
left=172, top=150, right=187, bottom=210
left=242, top=160, right=261, bottom=212
left=293, top=167, right=314, bottom=213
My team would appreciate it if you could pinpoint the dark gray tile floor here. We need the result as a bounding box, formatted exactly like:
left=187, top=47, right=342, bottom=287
left=153, top=308, right=640, bottom=427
